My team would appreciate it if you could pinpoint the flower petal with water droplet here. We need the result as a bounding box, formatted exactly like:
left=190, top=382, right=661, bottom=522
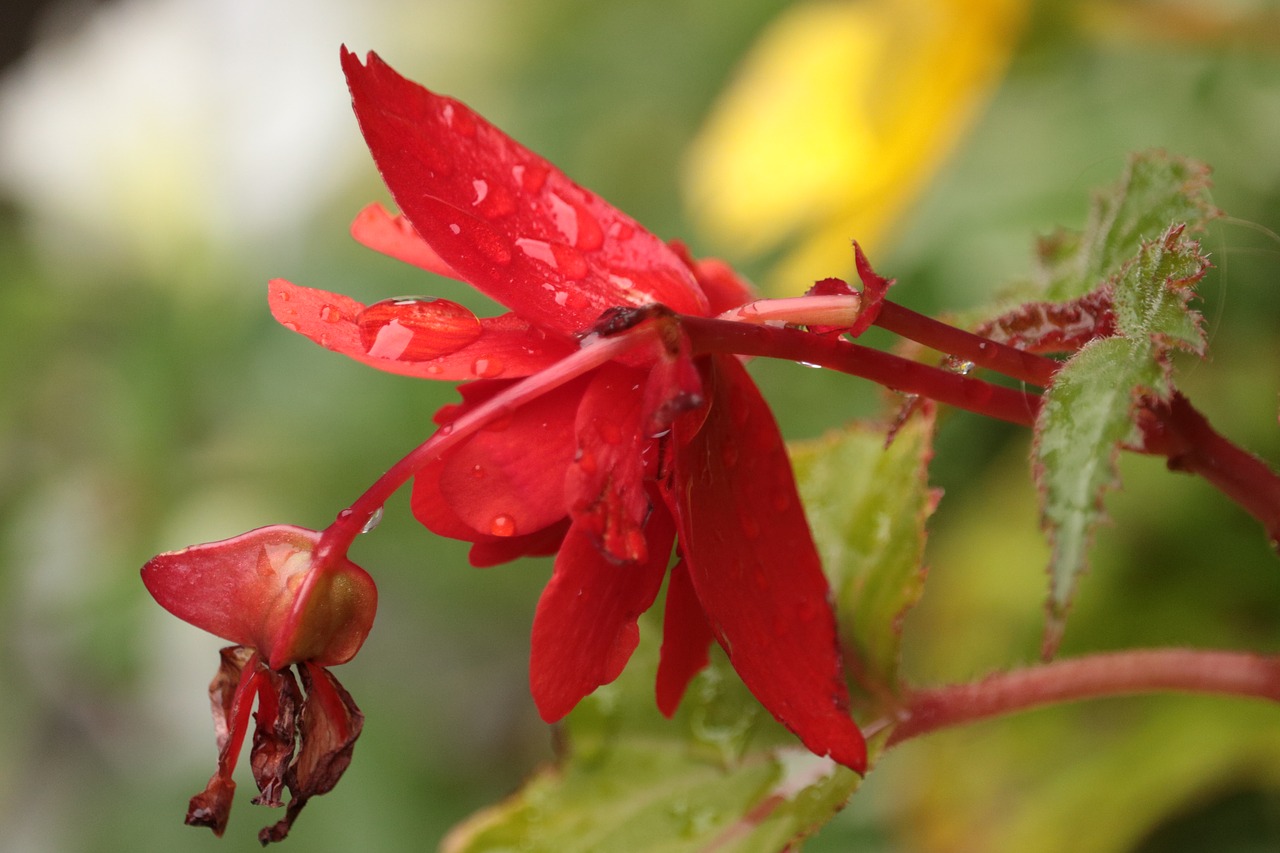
left=340, top=48, right=710, bottom=337
left=269, top=279, right=576, bottom=380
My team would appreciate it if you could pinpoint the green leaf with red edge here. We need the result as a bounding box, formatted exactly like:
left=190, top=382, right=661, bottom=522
left=443, top=420, right=936, bottom=851
left=1034, top=226, right=1210, bottom=653
left=789, top=412, right=937, bottom=712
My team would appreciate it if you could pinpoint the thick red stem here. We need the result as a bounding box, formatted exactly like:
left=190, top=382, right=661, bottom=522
left=888, top=648, right=1280, bottom=747
left=1138, top=392, right=1280, bottom=550
left=875, top=300, right=1060, bottom=387
left=680, top=316, right=1042, bottom=427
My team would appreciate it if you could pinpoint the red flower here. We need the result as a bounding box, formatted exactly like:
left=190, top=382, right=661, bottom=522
left=269, top=49, right=865, bottom=772
left=141, top=525, right=376, bottom=843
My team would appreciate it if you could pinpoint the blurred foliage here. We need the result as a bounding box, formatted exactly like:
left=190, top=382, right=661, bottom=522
left=1, top=0, right=1279, bottom=851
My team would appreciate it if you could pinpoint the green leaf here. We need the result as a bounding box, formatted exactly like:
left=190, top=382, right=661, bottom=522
left=444, top=419, right=935, bottom=851
left=1034, top=226, right=1210, bottom=652
left=1035, top=150, right=1218, bottom=301
left=790, top=412, right=937, bottom=709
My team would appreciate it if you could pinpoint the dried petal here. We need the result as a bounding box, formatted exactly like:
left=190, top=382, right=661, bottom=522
left=250, top=667, right=303, bottom=808
left=259, top=663, right=364, bottom=844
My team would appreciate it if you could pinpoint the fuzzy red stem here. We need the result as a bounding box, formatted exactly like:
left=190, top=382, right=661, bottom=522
left=680, top=316, right=1042, bottom=427
left=874, top=300, right=1060, bottom=387
left=1138, top=392, right=1280, bottom=550
left=888, top=648, right=1280, bottom=747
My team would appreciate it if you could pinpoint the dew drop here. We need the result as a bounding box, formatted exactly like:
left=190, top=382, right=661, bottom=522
left=472, top=179, right=489, bottom=206
left=470, top=464, right=486, bottom=480
left=553, top=243, right=589, bottom=280
left=490, top=514, right=517, bottom=537
left=518, top=161, right=549, bottom=192
left=357, top=297, right=483, bottom=361
left=472, top=357, right=504, bottom=378
left=360, top=506, right=384, bottom=534
left=319, top=304, right=342, bottom=323
left=575, top=448, right=598, bottom=474
left=281, top=321, right=300, bottom=332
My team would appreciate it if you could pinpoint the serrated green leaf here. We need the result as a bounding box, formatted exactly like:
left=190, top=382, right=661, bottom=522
left=444, top=420, right=934, bottom=851
left=790, top=414, right=936, bottom=708
left=1036, top=151, right=1217, bottom=301
left=1034, top=227, right=1209, bottom=650
left=444, top=630, right=872, bottom=853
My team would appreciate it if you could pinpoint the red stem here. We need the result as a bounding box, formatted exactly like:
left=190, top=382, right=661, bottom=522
left=1138, top=392, right=1280, bottom=550
left=874, top=300, right=1060, bottom=388
left=680, top=316, right=1043, bottom=428
left=888, top=648, right=1280, bottom=747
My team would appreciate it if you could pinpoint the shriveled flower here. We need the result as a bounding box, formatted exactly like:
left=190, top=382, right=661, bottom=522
left=269, top=49, right=866, bottom=771
left=141, top=524, right=376, bottom=843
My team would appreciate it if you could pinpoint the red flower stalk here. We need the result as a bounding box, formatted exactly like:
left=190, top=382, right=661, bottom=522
left=269, top=48, right=867, bottom=772
left=141, top=525, right=376, bottom=843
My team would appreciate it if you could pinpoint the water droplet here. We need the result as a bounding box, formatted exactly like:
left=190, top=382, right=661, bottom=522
left=360, top=506, right=384, bottom=534
left=557, top=245, right=589, bottom=280
left=472, top=179, right=488, bottom=206
left=469, top=464, right=486, bottom=479
left=607, top=221, right=635, bottom=242
left=548, top=194, right=579, bottom=245
left=516, top=238, right=557, bottom=268
left=357, top=297, right=482, bottom=361
left=574, top=448, right=598, bottom=474
left=281, top=321, right=300, bottom=332
left=440, top=101, right=475, bottom=136
left=472, top=357, right=504, bottom=378
left=517, top=161, right=549, bottom=192
left=490, top=514, right=517, bottom=537
left=319, top=304, right=342, bottom=323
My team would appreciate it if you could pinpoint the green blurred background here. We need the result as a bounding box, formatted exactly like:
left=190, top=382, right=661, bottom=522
left=2, top=0, right=1280, bottom=850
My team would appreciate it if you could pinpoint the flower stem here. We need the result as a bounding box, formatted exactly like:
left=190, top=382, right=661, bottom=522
left=1138, top=392, right=1280, bottom=550
left=887, top=648, right=1280, bottom=747
left=313, top=323, right=659, bottom=564
left=681, top=316, right=1042, bottom=427
left=874, top=300, right=1060, bottom=388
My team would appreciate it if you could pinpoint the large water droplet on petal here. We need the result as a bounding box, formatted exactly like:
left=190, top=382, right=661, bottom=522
left=357, top=297, right=483, bottom=361
left=471, top=356, right=505, bottom=378
left=489, top=514, right=517, bottom=537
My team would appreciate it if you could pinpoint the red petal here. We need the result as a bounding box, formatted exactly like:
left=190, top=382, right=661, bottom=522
left=141, top=525, right=322, bottom=652
left=669, top=240, right=756, bottom=316
left=340, top=48, right=708, bottom=337
left=655, top=558, right=715, bottom=717
left=434, top=376, right=585, bottom=539
left=350, top=201, right=460, bottom=279
left=467, top=519, right=569, bottom=567
left=668, top=356, right=867, bottom=772
left=567, top=363, right=652, bottom=563
left=529, top=512, right=674, bottom=722
left=269, top=279, right=575, bottom=380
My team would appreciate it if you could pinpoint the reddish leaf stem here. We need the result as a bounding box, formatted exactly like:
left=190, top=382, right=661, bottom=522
left=680, top=316, right=1043, bottom=428
left=1138, top=392, right=1280, bottom=550
left=874, top=300, right=1060, bottom=388
left=888, top=648, right=1280, bottom=747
